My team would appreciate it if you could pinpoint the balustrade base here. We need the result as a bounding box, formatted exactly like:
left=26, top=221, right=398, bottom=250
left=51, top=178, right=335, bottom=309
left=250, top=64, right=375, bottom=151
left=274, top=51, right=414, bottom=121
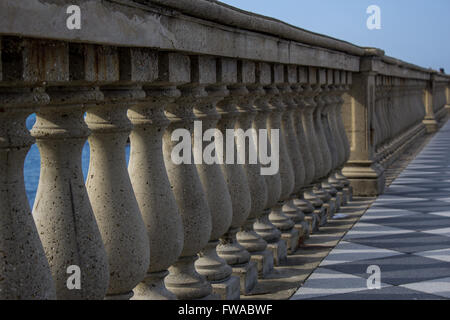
left=338, top=191, right=346, bottom=206
left=311, top=208, right=324, bottom=232
left=344, top=186, right=353, bottom=202
left=104, top=291, right=134, bottom=300
left=267, top=240, right=287, bottom=266
left=423, top=118, right=439, bottom=133
left=133, top=270, right=176, bottom=300
left=210, top=275, right=241, bottom=300
left=231, top=261, right=258, bottom=295
left=250, top=250, right=274, bottom=278
left=293, top=222, right=307, bottom=244
left=281, top=228, right=300, bottom=255
left=303, top=216, right=314, bottom=238
left=343, top=163, right=385, bottom=197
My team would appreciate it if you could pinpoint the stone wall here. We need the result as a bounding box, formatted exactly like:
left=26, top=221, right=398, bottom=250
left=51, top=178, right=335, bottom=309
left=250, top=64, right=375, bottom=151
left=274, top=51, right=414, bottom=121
left=0, top=0, right=449, bottom=300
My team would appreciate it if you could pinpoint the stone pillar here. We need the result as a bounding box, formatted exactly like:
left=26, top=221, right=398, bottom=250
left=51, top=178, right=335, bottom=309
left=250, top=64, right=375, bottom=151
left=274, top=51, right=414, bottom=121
left=0, top=87, right=56, bottom=299
left=129, top=85, right=184, bottom=300
left=300, top=68, right=328, bottom=229
left=279, top=65, right=309, bottom=244
left=233, top=62, right=275, bottom=281
left=32, top=87, right=110, bottom=299
left=326, top=70, right=348, bottom=205
left=446, top=84, right=450, bottom=115
left=213, top=60, right=260, bottom=295
left=85, top=85, right=150, bottom=300
left=162, top=53, right=213, bottom=300
left=268, top=64, right=300, bottom=255
left=423, top=75, right=438, bottom=133
left=320, top=70, right=342, bottom=216
left=291, top=67, right=316, bottom=234
left=334, top=73, right=354, bottom=201
left=342, top=55, right=385, bottom=196
left=252, top=62, right=286, bottom=266
left=189, top=56, right=240, bottom=300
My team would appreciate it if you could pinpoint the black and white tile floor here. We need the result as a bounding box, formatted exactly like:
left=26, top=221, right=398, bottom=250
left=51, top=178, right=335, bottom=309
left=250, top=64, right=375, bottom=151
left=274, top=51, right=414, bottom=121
left=292, top=121, right=450, bottom=300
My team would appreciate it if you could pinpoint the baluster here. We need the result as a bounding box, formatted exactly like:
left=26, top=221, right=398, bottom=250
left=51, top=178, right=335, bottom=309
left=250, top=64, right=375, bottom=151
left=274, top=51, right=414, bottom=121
left=291, top=70, right=316, bottom=234
left=279, top=65, right=309, bottom=244
left=32, top=86, right=110, bottom=299
left=335, top=74, right=354, bottom=200
left=252, top=63, right=286, bottom=266
left=85, top=85, right=150, bottom=300
left=214, top=60, right=261, bottom=295
left=162, top=54, right=213, bottom=300
left=129, top=85, right=184, bottom=300
left=268, top=64, right=300, bottom=255
left=0, top=87, right=56, bottom=299
left=301, top=81, right=327, bottom=230
left=190, top=56, right=240, bottom=300
left=234, top=61, right=274, bottom=279
left=319, top=77, right=341, bottom=217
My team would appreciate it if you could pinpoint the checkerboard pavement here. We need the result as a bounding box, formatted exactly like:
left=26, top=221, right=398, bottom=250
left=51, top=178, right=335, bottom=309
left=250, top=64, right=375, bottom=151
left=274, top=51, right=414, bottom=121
left=291, top=121, right=450, bottom=300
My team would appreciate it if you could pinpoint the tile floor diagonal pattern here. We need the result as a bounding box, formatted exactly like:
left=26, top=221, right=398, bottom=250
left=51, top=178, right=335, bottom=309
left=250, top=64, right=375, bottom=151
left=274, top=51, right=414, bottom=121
left=292, top=121, right=450, bottom=300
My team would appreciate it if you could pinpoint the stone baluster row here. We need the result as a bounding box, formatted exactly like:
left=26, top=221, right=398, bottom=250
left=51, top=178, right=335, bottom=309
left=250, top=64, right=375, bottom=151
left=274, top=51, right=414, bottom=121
left=0, top=37, right=356, bottom=300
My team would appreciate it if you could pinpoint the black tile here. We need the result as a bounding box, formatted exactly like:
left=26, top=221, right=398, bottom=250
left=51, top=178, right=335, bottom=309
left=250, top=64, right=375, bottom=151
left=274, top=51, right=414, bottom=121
left=326, top=254, right=450, bottom=286
left=349, top=232, right=450, bottom=253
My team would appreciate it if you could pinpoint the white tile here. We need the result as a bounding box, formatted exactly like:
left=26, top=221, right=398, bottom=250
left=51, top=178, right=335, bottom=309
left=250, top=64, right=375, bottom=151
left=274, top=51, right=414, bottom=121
left=361, top=208, right=421, bottom=221
left=428, top=211, right=450, bottom=218
left=402, top=277, right=450, bottom=298
left=343, top=223, right=412, bottom=240
left=422, top=227, right=450, bottom=238
left=319, top=241, right=402, bottom=266
left=375, top=195, right=427, bottom=203
left=291, top=268, right=391, bottom=300
left=414, top=248, right=450, bottom=263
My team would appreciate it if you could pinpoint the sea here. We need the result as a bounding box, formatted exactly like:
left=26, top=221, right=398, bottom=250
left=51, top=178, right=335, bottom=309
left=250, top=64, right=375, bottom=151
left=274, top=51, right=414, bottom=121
left=24, top=114, right=131, bottom=207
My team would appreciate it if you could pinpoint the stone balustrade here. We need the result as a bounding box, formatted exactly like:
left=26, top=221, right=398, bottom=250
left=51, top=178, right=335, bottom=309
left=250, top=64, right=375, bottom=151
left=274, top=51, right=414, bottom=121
left=0, top=0, right=449, bottom=300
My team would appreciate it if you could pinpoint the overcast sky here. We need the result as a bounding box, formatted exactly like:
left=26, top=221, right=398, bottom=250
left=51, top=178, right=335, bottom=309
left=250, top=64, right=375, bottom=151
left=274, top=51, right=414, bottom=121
left=220, top=0, right=450, bottom=72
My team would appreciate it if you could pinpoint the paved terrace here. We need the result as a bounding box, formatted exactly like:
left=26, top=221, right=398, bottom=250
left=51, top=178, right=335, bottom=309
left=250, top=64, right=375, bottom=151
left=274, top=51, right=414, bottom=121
left=291, top=120, right=450, bottom=300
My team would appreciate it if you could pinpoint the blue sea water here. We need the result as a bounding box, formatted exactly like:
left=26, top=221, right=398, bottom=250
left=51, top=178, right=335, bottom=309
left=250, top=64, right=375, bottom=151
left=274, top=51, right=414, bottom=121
left=24, top=114, right=130, bottom=207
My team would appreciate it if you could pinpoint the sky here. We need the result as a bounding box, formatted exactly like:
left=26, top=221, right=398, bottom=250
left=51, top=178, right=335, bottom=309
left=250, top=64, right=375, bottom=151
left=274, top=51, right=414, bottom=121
left=219, top=0, right=450, bottom=72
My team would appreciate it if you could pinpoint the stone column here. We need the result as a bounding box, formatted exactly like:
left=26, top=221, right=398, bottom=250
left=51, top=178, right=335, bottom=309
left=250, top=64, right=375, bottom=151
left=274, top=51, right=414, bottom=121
left=190, top=56, right=240, bottom=300
left=0, top=87, right=56, bottom=299
left=279, top=65, right=309, bottom=244
left=291, top=67, right=316, bottom=234
left=215, top=60, right=260, bottom=295
left=32, top=87, right=110, bottom=299
left=230, top=63, right=274, bottom=281
left=326, top=71, right=348, bottom=205
left=423, top=75, right=439, bottom=133
left=162, top=54, right=213, bottom=300
left=334, top=73, right=354, bottom=201
left=85, top=86, right=150, bottom=300
left=342, top=54, right=386, bottom=196
left=319, top=70, right=342, bottom=216
left=300, top=69, right=328, bottom=229
left=268, top=64, right=300, bottom=255
left=129, top=85, right=184, bottom=300
left=320, top=84, right=342, bottom=215
left=252, top=62, right=287, bottom=266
